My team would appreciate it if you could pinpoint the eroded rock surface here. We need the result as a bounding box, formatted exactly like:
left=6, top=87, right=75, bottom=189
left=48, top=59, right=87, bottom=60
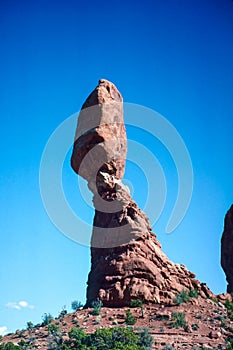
left=221, top=205, right=233, bottom=293
left=71, top=79, right=213, bottom=307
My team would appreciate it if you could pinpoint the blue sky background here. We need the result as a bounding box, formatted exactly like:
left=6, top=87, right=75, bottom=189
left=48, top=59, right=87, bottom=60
left=0, top=0, right=233, bottom=334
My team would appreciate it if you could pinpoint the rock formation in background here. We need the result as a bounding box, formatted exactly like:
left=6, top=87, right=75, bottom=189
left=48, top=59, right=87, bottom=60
left=221, top=205, right=233, bottom=293
left=71, top=79, right=212, bottom=307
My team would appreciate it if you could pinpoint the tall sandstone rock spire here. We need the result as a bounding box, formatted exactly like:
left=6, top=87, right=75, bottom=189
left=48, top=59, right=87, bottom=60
left=221, top=205, right=233, bottom=293
left=71, top=79, right=212, bottom=306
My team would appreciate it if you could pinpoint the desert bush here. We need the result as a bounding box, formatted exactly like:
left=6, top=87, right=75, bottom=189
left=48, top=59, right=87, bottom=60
left=68, top=327, right=87, bottom=348
left=47, top=324, right=60, bottom=335
left=163, top=345, right=174, bottom=350
left=26, top=322, right=33, bottom=331
left=174, top=289, right=199, bottom=305
left=58, top=307, right=67, bottom=319
left=191, top=323, right=199, bottom=331
left=0, top=343, right=21, bottom=350
left=227, top=336, right=233, bottom=350
left=47, top=324, right=63, bottom=349
left=91, top=300, right=103, bottom=316
left=130, top=299, right=143, bottom=308
left=71, top=300, right=83, bottom=311
left=170, top=312, right=187, bottom=328
left=42, top=313, right=54, bottom=326
left=189, top=289, right=199, bottom=298
left=130, top=299, right=144, bottom=318
left=87, top=327, right=145, bottom=349
left=125, top=309, right=137, bottom=325
left=137, top=328, right=153, bottom=349
left=226, top=300, right=233, bottom=320
left=174, top=290, right=190, bottom=305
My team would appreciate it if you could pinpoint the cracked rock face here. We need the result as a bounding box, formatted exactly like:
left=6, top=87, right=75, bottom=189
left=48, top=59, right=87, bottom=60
left=221, top=205, right=233, bottom=293
left=71, top=79, right=213, bottom=307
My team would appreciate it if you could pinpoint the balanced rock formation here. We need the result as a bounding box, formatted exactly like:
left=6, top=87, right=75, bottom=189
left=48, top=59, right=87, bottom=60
left=221, top=205, right=233, bottom=293
left=71, top=79, right=212, bottom=307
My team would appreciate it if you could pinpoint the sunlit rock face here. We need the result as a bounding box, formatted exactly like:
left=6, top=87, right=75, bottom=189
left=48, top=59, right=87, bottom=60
left=71, top=79, right=213, bottom=307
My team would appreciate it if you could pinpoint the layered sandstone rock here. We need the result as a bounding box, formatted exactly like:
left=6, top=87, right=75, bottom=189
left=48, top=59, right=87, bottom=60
left=221, top=205, right=233, bottom=293
left=71, top=79, right=213, bottom=307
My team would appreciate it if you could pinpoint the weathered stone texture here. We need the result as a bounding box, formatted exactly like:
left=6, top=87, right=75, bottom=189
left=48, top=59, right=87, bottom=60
left=71, top=79, right=213, bottom=307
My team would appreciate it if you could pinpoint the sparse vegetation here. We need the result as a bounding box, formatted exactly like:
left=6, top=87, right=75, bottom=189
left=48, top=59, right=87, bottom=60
left=130, top=299, right=144, bottom=318
left=191, top=323, right=199, bottom=331
left=47, top=324, right=60, bottom=335
left=66, top=326, right=149, bottom=349
left=58, top=306, right=67, bottom=319
left=125, top=309, right=137, bottom=325
left=130, top=299, right=143, bottom=308
left=42, top=313, right=54, bottom=326
left=154, top=314, right=170, bottom=321
left=137, top=328, right=153, bottom=349
left=189, top=288, right=199, bottom=299
left=174, top=290, right=190, bottom=305
left=170, top=312, right=187, bottom=328
left=71, top=300, right=83, bottom=311
left=47, top=323, right=62, bottom=349
left=227, top=337, right=233, bottom=350
left=0, top=343, right=21, bottom=350
left=174, top=289, right=199, bottom=305
left=26, top=322, right=33, bottom=331
left=91, top=300, right=103, bottom=316
left=196, top=314, right=202, bottom=320
left=210, top=297, right=218, bottom=304
left=162, top=345, right=174, bottom=350
left=226, top=300, right=233, bottom=320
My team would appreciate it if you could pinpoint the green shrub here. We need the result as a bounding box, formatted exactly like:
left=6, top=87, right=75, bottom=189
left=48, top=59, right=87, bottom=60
left=174, top=289, right=199, bottom=305
left=130, top=299, right=144, bottom=318
left=138, top=328, right=153, bottom=349
left=226, top=300, right=233, bottom=320
left=163, top=345, right=174, bottom=350
left=189, top=289, right=199, bottom=299
left=130, top=299, right=143, bottom=308
left=91, top=300, right=103, bottom=316
left=191, top=323, right=199, bottom=331
left=227, top=337, right=233, bottom=350
left=87, top=327, right=144, bottom=349
left=17, top=340, right=27, bottom=350
left=68, top=327, right=87, bottom=348
left=125, top=309, right=136, bottom=325
left=174, top=290, right=190, bottom=305
left=0, top=343, right=21, bottom=350
left=26, top=322, right=33, bottom=331
left=170, top=312, right=187, bottom=328
left=71, top=300, right=83, bottom=311
left=42, top=313, right=54, bottom=325
left=47, top=323, right=62, bottom=349
left=58, top=307, right=67, bottom=319
left=47, top=323, right=60, bottom=335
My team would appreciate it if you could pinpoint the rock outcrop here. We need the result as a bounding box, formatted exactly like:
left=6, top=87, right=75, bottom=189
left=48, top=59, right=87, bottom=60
left=221, top=205, right=233, bottom=293
left=71, top=79, right=213, bottom=307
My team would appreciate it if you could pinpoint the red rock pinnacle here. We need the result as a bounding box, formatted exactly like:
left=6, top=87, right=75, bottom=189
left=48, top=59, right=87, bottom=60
left=71, top=79, right=213, bottom=307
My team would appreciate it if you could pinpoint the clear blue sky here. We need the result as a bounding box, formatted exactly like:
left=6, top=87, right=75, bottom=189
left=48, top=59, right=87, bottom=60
left=0, top=0, right=233, bottom=335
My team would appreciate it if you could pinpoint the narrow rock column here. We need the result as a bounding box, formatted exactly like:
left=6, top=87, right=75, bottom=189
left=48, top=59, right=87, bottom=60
left=71, top=79, right=213, bottom=307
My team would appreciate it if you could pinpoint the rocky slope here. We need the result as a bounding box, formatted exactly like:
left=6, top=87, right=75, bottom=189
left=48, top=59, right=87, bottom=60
left=2, top=295, right=233, bottom=349
left=221, top=205, right=233, bottom=293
